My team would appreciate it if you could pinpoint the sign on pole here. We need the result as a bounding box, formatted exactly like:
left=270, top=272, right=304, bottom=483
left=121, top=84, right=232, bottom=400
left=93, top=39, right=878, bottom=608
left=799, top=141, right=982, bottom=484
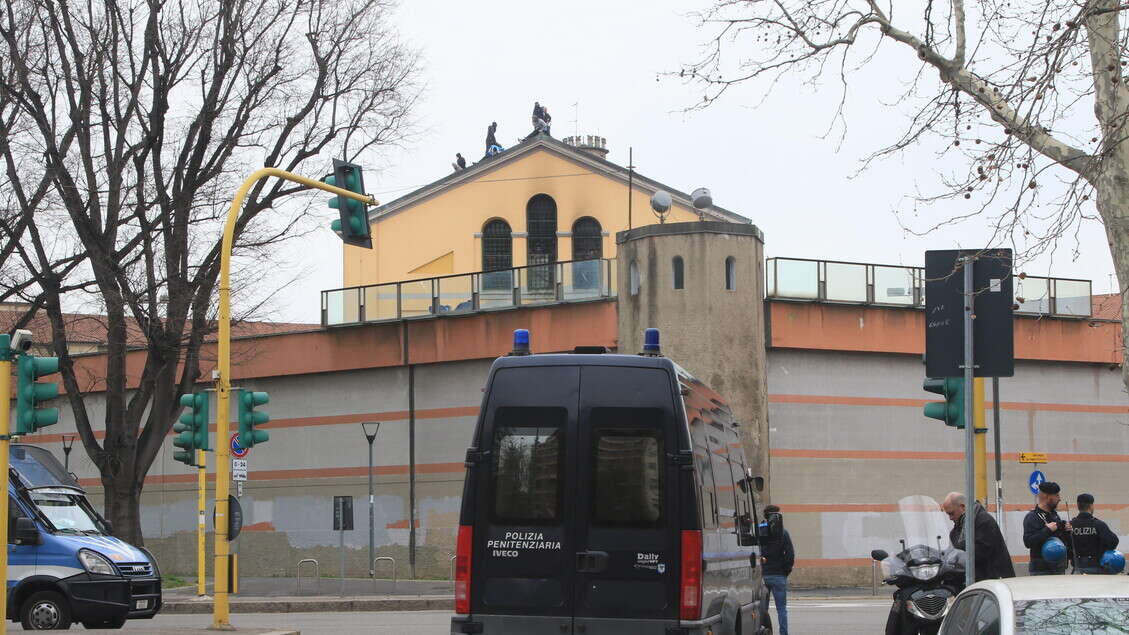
left=1018, top=452, right=1048, bottom=464
left=924, top=249, right=1015, bottom=378
left=333, top=496, right=354, bottom=531
left=230, top=432, right=249, bottom=459
left=1028, top=470, right=1046, bottom=495
left=232, top=458, right=248, bottom=482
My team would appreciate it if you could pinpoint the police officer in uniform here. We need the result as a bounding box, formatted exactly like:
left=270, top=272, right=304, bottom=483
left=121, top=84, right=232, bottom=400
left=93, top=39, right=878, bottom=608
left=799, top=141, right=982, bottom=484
left=1023, top=481, right=1072, bottom=575
left=1070, top=493, right=1119, bottom=574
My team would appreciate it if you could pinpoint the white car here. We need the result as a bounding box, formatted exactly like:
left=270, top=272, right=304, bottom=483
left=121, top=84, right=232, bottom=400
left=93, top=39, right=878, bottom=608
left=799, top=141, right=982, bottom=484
left=939, top=575, right=1129, bottom=634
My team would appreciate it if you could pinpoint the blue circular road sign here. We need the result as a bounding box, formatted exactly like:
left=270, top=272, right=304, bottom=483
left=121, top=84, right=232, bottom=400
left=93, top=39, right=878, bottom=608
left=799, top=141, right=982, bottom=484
left=1028, top=470, right=1046, bottom=495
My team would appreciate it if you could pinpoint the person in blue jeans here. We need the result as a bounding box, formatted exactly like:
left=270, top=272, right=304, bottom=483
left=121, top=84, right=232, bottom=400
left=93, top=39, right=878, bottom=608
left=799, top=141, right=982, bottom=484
left=758, top=505, right=794, bottom=635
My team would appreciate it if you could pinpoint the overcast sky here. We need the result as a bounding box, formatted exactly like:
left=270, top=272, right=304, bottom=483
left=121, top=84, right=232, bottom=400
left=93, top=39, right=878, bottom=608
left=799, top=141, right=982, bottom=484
left=270, top=0, right=1117, bottom=324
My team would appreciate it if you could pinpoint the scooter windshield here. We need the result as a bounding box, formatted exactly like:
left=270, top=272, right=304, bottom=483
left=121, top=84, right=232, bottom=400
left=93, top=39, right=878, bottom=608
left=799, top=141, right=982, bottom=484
left=897, top=494, right=951, bottom=558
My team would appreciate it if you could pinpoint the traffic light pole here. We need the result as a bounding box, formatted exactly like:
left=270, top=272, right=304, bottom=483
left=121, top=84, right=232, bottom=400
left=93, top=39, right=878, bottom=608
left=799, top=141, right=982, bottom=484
left=961, top=257, right=976, bottom=589
left=1, top=339, right=12, bottom=634
left=197, top=448, right=207, bottom=597
left=973, top=378, right=987, bottom=503
left=212, top=168, right=376, bottom=629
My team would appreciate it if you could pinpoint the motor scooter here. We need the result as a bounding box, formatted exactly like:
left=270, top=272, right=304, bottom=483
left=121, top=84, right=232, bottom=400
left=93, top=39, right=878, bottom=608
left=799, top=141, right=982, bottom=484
left=870, top=495, right=966, bottom=635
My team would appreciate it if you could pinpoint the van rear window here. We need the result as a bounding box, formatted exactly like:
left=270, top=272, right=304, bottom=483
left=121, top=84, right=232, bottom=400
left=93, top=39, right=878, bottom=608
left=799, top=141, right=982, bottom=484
left=491, top=407, right=565, bottom=524
left=590, top=408, right=663, bottom=528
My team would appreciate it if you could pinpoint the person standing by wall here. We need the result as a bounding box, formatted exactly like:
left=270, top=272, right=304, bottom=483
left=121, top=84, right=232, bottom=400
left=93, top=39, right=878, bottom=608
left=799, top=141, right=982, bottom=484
left=1023, top=481, right=1072, bottom=575
left=758, top=505, right=793, bottom=635
left=941, top=492, right=1015, bottom=581
left=1070, top=493, right=1119, bottom=574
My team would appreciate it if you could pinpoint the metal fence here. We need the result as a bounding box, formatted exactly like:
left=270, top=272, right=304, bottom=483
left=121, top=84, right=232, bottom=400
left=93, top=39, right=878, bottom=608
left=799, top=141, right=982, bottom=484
left=322, top=258, right=617, bottom=327
left=765, top=257, right=1093, bottom=318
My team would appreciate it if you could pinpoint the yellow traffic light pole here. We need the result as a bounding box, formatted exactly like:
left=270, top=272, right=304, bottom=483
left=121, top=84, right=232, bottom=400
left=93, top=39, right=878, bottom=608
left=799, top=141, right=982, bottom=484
left=197, top=448, right=206, bottom=597
left=973, top=378, right=988, bottom=503
left=1, top=347, right=11, bottom=634
left=212, top=168, right=375, bottom=629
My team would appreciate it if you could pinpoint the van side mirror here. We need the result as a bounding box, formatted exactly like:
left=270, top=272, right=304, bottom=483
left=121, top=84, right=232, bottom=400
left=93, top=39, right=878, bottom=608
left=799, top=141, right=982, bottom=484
left=15, top=517, right=40, bottom=545
left=871, top=549, right=889, bottom=562
left=751, top=476, right=764, bottom=492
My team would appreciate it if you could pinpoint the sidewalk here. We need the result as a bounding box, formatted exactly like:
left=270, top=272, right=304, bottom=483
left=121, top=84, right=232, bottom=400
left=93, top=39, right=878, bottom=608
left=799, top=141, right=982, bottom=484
left=163, top=579, right=877, bottom=614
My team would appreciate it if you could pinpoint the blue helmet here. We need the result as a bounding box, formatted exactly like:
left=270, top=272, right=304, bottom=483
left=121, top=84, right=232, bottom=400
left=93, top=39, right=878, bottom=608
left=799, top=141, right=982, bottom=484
left=1101, top=550, right=1125, bottom=574
left=1041, top=537, right=1067, bottom=563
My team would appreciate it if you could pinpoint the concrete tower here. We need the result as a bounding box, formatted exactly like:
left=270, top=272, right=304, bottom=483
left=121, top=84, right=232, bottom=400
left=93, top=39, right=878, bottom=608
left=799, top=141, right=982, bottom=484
left=616, top=221, right=770, bottom=488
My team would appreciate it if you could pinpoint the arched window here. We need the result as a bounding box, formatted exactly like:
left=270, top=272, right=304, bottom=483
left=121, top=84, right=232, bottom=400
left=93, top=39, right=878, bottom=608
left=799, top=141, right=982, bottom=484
left=672, top=256, right=684, bottom=290
left=572, top=217, right=602, bottom=290
left=526, top=194, right=557, bottom=291
left=482, top=219, right=512, bottom=290
left=629, top=261, right=640, bottom=296
left=725, top=256, right=736, bottom=290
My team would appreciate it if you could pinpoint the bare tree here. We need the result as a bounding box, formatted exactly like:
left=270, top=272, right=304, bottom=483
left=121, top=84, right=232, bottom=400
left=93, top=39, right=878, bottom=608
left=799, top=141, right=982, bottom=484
left=0, top=0, right=421, bottom=543
left=682, top=1, right=1129, bottom=385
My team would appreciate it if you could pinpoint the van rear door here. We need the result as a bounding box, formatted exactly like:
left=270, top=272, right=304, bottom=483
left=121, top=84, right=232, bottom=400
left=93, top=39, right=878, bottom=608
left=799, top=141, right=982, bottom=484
left=471, top=365, right=577, bottom=632
left=572, top=366, right=680, bottom=634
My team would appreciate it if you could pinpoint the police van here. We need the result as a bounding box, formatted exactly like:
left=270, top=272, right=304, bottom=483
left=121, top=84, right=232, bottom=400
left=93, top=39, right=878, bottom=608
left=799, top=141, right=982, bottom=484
left=451, top=329, right=772, bottom=635
left=7, top=444, right=162, bottom=630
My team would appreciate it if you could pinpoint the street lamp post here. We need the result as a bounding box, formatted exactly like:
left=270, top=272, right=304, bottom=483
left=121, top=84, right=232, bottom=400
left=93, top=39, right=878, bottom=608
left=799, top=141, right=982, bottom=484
left=362, top=422, right=380, bottom=577
left=61, top=435, right=76, bottom=472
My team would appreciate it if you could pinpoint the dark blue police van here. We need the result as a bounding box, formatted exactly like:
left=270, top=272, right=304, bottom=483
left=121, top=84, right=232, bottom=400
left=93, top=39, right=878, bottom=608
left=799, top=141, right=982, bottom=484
left=452, top=329, right=772, bottom=635
left=7, top=444, right=162, bottom=630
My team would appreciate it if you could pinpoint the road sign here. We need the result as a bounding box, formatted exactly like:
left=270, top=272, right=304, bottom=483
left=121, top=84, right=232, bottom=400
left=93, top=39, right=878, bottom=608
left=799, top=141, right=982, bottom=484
left=212, top=495, right=244, bottom=541
left=1019, top=452, right=1048, bottom=464
left=925, top=249, right=1015, bottom=378
left=1028, top=470, right=1046, bottom=495
left=230, top=432, right=249, bottom=459
left=232, top=458, right=247, bottom=482
left=333, top=495, right=354, bottom=531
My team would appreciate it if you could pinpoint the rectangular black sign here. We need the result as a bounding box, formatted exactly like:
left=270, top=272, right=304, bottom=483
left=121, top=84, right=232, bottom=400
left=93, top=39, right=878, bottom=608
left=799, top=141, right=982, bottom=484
left=333, top=495, right=354, bottom=531
left=924, top=249, right=1015, bottom=378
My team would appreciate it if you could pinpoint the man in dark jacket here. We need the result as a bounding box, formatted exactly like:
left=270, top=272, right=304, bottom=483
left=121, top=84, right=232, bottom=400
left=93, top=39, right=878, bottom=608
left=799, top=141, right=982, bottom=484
left=942, top=492, right=1015, bottom=581
left=757, top=505, right=793, bottom=635
left=1023, top=481, right=1072, bottom=575
left=1071, top=493, right=1119, bottom=573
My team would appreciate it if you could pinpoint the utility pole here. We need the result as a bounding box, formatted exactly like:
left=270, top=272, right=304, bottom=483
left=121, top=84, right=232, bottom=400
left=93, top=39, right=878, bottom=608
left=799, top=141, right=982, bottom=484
left=197, top=448, right=207, bottom=596
left=993, top=377, right=1004, bottom=533
left=973, top=378, right=987, bottom=502
left=1, top=335, right=14, bottom=634
left=362, top=422, right=380, bottom=577
left=961, top=256, right=976, bottom=589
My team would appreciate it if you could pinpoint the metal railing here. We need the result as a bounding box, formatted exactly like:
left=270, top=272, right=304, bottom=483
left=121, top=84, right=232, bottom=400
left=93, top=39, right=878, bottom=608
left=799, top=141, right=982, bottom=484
left=322, top=258, right=617, bottom=327
left=296, top=558, right=320, bottom=594
left=372, top=556, right=396, bottom=589
left=765, top=257, right=1093, bottom=318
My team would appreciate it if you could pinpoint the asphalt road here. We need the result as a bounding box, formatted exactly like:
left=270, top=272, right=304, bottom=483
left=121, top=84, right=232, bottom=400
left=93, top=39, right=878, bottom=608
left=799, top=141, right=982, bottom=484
left=50, top=599, right=889, bottom=634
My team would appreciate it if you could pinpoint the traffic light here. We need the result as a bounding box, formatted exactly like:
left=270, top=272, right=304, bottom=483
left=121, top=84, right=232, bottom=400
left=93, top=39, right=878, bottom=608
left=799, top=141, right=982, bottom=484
left=15, top=353, right=59, bottom=435
left=923, top=377, right=965, bottom=429
left=238, top=389, right=270, bottom=448
left=325, top=159, right=372, bottom=249
left=173, top=392, right=209, bottom=466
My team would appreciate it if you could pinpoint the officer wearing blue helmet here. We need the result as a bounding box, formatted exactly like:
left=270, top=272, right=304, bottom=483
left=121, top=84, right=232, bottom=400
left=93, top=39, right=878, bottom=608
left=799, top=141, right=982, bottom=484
left=1023, top=481, right=1072, bottom=575
left=1071, top=493, right=1120, bottom=574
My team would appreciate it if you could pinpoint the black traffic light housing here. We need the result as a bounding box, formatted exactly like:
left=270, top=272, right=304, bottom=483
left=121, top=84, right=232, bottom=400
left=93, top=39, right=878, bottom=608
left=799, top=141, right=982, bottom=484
left=326, top=159, right=372, bottom=249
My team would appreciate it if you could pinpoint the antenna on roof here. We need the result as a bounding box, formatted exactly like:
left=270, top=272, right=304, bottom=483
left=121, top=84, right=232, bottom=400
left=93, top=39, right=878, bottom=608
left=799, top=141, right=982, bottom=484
left=571, top=102, right=579, bottom=141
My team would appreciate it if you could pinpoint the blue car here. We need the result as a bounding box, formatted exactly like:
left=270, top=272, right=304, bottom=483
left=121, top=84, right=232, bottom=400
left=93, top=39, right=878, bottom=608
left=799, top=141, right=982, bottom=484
left=7, top=444, right=162, bottom=630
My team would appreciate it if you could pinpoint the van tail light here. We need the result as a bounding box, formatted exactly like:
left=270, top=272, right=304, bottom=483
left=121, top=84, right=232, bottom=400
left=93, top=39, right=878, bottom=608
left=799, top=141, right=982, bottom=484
left=455, top=525, right=473, bottom=614
left=680, top=530, right=702, bottom=620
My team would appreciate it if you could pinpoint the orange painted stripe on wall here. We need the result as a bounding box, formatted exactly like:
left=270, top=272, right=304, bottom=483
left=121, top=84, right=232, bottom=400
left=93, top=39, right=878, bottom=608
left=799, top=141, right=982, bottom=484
left=82, top=461, right=467, bottom=487
left=771, top=448, right=1129, bottom=463
left=796, top=556, right=1031, bottom=567
left=769, top=393, right=1129, bottom=414
left=778, top=503, right=1129, bottom=513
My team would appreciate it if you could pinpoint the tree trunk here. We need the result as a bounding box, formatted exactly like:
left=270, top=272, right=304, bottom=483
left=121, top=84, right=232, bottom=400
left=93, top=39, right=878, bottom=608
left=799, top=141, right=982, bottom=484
left=101, top=454, right=144, bottom=546
left=1094, top=154, right=1129, bottom=394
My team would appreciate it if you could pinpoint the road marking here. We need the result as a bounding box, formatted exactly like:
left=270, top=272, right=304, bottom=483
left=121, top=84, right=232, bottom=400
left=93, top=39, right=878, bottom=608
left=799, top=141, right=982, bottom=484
left=793, top=601, right=890, bottom=609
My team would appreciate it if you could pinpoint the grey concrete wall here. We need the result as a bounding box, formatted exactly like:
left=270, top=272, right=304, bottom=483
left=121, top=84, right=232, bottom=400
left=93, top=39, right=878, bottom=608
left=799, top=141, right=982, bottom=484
left=768, top=347, right=1129, bottom=586
left=615, top=222, right=770, bottom=483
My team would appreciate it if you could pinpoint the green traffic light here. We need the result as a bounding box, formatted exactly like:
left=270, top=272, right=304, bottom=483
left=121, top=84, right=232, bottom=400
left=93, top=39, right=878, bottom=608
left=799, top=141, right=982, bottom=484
left=325, top=159, right=372, bottom=249
left=15, top=353, right=60, bottom=435
left=923, top=377, right=965, bottom=428
left=238, top=389, right=270, bottom=448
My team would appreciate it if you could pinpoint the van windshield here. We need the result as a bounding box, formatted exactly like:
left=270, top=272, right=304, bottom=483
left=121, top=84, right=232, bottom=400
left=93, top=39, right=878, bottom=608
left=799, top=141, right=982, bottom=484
left=491, top=407, right=565, bottom=524
left=30, top=492, right=102, bottom=534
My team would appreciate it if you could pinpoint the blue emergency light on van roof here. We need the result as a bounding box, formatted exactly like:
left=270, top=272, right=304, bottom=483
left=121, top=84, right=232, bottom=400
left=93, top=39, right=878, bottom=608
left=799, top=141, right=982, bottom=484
left=511, top=329, right=531, bottom=356
left=641, top=328, right=662, bottom=356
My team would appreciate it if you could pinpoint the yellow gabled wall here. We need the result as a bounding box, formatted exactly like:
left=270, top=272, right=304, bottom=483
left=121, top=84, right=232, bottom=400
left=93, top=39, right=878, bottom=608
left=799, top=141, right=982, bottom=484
left=342, top=148, right=704, bottom=287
